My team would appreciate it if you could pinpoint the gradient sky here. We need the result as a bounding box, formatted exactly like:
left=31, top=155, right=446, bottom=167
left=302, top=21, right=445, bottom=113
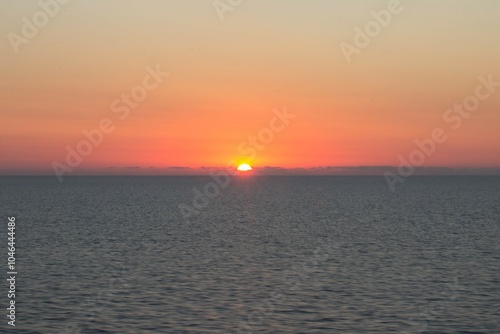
left=1, top=0, right=499, bottom=175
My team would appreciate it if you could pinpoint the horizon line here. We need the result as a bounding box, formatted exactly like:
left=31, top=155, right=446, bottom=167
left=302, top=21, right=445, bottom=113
left=2, top=166, right=500, bottom=177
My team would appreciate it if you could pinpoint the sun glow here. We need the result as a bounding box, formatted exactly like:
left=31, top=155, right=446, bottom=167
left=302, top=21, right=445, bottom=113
left=237, top=163, right=253, bottom=172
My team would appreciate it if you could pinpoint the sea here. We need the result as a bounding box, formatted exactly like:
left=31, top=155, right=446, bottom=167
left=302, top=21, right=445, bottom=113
left=0, top=176, right=499, bottom=333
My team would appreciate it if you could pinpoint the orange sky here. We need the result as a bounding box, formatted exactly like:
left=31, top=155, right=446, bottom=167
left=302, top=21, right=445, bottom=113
left=1, top=0, right=500, bottom=175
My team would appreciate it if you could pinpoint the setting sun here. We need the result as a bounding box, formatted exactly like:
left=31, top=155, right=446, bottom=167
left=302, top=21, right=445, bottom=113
left=237, top=164, right=253, bottom=172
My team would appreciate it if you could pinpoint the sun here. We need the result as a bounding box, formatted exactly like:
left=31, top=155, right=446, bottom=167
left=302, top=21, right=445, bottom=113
left=237, top=163, right=253, bottom=172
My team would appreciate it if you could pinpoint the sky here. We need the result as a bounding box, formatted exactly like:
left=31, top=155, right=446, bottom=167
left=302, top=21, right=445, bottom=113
left=1, top=0, right=499, bottom=175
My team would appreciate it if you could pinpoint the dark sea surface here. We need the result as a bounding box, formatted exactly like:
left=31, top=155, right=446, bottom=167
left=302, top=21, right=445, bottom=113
left=0, top=176, right=499, bottom=333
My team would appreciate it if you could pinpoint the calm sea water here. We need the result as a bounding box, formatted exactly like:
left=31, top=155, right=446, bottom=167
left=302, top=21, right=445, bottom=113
left=0, top=176, right=499, bottom=333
